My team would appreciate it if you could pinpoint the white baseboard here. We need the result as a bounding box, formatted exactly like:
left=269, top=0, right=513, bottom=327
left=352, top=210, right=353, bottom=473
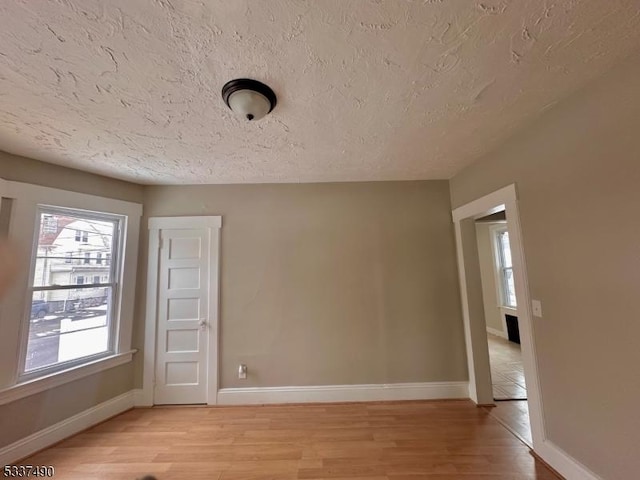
left=0, top=391, right=134, bottom=466
left=217, top=381, right=468, bottom=405
left=537, top=439, right=602, bottom=480
left=486, top=326, right=508, bottom=339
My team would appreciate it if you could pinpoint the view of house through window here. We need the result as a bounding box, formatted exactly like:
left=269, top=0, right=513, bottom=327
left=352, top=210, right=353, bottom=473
left=24, top=208, right=120, bottom=373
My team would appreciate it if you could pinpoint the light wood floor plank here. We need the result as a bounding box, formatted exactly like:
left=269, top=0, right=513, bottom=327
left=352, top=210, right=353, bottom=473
left=17, top=400, right=561, bottom=479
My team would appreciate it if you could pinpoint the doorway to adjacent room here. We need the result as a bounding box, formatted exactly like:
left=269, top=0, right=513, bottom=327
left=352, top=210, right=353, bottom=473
left=452, top=185, right=543, bottom=450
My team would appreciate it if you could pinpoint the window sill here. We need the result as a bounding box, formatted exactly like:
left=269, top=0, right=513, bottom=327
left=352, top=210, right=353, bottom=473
left=0, top=350, right=136, bottom=406
left=500, top=306, right=518, bottom=314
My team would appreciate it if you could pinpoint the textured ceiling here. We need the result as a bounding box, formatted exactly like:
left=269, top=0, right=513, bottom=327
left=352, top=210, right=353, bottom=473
left=1, top=1, right=639, bottom=185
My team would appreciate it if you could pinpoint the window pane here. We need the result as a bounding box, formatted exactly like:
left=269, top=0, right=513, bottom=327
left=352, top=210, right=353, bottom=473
left=504, top=268, right=517, bottom=307
left=33, top=213, right=116, bottom=287
left=42, top=215, right=58, bottom=234
left=499, top=231, right=512, bottom=268
left=25, top=288, right=112, bottom=372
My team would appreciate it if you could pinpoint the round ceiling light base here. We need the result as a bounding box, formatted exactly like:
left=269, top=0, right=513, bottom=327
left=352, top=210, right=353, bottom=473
left=222, top=78, right=277, bottom=121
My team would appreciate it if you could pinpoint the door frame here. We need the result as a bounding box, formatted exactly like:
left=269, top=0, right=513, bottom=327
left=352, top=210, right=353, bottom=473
left=0, top=177, right=7, bottom=197
left=452, top=184, right=545, bottom=450
left=141, top=216, right=222, bottom=406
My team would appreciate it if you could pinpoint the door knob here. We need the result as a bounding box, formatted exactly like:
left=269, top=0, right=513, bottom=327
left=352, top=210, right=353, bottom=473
left=199, top=319, right=208, bottom=329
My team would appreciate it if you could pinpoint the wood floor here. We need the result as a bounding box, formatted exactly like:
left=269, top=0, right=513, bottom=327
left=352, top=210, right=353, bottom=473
left=20, top=400, right=561, bottom=480
left=487, top=334, right=527, bottom=401
left=484, top=400, right=532, bottom=447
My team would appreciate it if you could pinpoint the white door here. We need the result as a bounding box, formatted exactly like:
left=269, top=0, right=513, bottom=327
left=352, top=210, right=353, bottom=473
left=154, top=227, right=212, bottom=404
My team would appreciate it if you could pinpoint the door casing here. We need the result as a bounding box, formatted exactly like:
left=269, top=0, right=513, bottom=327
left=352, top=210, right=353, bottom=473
left=452, top=184, right=545, bottom=450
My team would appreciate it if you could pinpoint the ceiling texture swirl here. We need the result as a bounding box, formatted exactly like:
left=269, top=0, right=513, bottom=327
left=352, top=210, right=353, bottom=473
left=0, top=0, right=639, bottom=184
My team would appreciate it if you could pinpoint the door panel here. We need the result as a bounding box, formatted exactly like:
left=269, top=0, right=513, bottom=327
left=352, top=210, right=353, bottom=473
left=166, top=329, right=199, bottom=352
left=154, top=228, right=210, bottom=405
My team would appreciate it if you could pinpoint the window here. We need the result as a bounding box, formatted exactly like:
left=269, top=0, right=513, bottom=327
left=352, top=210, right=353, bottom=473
left=42, top=215, right=58, bottom=234
left=96, top=252, right=102, bottom=265
left=75, top=230, right=88, bottom=242
left=23, top=207, right=122, bottom=375
left=0, top=177, right=140, bottom=402
left=495, top=228, right=517, bottom=308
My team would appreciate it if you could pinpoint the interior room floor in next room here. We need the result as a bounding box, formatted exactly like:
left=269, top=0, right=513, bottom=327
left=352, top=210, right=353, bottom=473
left=488, top=333, right=527, bottom=400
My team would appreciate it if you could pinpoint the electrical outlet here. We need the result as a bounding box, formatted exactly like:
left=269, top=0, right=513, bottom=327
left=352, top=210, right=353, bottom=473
left=238, top=364, right=247, bottom=379
left=532, top=300, right=543, bottom=318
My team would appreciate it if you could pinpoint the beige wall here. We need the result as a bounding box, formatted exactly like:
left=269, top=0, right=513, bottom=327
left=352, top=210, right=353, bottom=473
left=0, top=152, right=143, bottom=449
left=475, top=222, right=505, bottom=335
left=0, top=151, right=143, bottom=203
left=0, top=364, right=133, bottom=447
left=138, top=181, right=467, bottom=388
left=450, top=54, right=640, bottom=479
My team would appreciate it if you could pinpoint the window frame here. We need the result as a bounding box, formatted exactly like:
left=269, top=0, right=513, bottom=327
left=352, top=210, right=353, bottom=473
left=492, top=225, right=517, bottom=308
left=0, top=178, right=141, bottom=406
left=17, top=206, right=126, bottom=381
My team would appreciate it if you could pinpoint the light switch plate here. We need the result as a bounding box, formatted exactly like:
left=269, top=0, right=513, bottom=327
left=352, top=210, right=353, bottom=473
left=532, top=300, right=543, bottom=317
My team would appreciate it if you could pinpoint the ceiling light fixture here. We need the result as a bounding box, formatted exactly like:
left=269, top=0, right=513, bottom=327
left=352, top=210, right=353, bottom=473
left=221, top=78, right=277, bottom=121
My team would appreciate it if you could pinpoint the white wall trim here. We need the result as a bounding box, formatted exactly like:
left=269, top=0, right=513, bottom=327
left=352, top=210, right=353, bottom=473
left=206, top=226, right=221, bottom=406
left=217, top=382, right=469, bottom=405
left=0, top=390, right=134, bottom=466
left=451, top=185, right=510, bottom=222
left=140, top=226, right=160, bottom=408
left=486, top=327, right=508, bottom=339
left=538, top=440, right=602, bottom=480
left=0, top=177, right=8, bottom=198
left=0, top=351, right=135, bottom=407
left=148, top=216, right=221, bottom=230
left=452, top=184, right=547, bottom=450
left=142, top=216, right=222, bottom=407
